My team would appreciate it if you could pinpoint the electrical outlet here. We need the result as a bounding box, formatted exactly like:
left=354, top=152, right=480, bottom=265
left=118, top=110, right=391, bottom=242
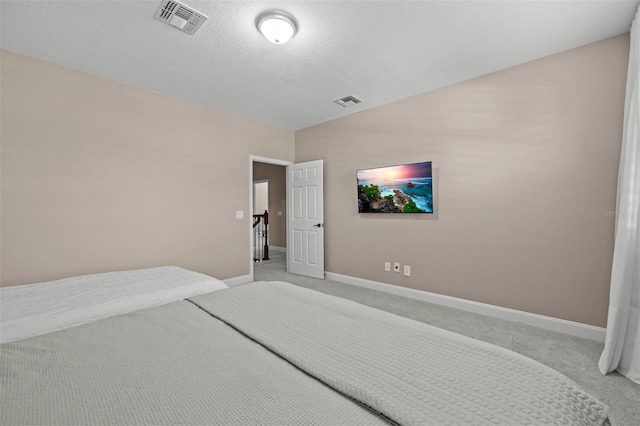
left=404, top=265, right=411, bottom=276
left=384, top=262, right=391, bottom=272
left=393, top=262, right=400, bottom=273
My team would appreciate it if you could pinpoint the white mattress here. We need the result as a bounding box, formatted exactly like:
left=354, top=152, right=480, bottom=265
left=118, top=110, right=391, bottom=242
left=0, top=266, right=228, bottom=343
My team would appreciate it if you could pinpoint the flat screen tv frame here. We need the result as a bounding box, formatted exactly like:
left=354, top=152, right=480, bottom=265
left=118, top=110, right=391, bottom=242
left=357, top=161, right=433, bottom=214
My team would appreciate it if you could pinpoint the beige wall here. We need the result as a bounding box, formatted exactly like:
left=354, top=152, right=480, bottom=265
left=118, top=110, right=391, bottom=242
left=295, top=35, right=629, bottom=327
left=0, top=49, right=294, bottom=286
left=253, top=162, right=287, bottom=248
left=0, top=34, right=628, bottom=327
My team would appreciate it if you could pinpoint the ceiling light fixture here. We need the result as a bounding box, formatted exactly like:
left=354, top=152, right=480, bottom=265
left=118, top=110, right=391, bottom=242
left=256, top=11, right=297, bottom=44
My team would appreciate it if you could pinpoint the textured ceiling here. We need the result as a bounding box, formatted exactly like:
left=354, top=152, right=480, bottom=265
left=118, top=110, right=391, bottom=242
left=1, top=1, right=638, bottom=130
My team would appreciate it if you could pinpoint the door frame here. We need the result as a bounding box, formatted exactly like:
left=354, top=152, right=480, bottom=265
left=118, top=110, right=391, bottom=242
left=249, top=155, right=293, bottom=282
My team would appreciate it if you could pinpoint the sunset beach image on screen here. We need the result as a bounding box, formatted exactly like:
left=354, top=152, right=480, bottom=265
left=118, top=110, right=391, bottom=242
left=357, top=161, right=433, bottom=213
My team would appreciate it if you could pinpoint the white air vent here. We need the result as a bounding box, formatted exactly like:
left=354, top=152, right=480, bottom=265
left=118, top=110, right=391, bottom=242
left=334, top=95, right=363, bottom=108
left=154, top=0, right=207, bottom=35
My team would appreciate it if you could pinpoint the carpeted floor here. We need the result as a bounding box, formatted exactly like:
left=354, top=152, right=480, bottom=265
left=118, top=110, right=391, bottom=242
left=254, top=257, right=640, bottom=426
left=253, top=249, right=286, bottom=266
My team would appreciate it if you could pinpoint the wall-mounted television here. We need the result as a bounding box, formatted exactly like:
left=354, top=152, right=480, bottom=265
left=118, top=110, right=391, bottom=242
left=357, top=161, right=433, bottom=213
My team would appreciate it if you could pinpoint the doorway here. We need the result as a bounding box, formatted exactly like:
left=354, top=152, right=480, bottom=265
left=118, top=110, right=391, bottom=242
left=252, top=179, right=269, bottom=262
left=249, top=156, right=292, bottom=281
left=253, top=180, right=269, bottom=217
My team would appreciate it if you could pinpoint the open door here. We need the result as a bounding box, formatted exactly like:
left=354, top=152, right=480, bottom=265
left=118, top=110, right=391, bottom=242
left=287, top=160, right=324, bottom=279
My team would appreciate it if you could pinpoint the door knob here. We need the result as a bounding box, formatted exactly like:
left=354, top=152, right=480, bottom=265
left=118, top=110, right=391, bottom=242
left=313, top=223, right=323, bottom=228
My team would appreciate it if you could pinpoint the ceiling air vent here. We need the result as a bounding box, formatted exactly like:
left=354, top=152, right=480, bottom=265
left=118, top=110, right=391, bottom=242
left=334, top=95, right=363, bottom=108
left=154, top=0, right=208, bottom=35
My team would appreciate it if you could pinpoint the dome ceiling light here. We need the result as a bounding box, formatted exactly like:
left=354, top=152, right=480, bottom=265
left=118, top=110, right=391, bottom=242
left=256, top=11, right=297, bottom=44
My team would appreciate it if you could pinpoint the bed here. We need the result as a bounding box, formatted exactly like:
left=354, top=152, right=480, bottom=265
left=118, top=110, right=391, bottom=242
left=0, top=267, right=610, bottom=425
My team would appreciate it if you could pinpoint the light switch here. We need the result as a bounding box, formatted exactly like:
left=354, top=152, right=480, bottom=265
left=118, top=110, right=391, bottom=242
left=235, top=210, right=244, bottom=219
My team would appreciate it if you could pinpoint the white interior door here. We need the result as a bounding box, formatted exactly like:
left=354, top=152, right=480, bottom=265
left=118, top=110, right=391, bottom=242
left=287, top=160, right=324, bottom=279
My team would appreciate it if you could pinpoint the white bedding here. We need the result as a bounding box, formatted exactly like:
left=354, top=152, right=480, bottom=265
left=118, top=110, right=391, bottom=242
left=0, top=266, right=228, bottom=343
left=191, top=282, right=611, bottom=426
left=1, top=276, right=610, bottom=425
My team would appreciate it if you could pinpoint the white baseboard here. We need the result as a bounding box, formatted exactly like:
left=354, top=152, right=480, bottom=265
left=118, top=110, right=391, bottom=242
left=223, top=274, right=252, bottom=287
left=270, top=246, right=286, bottom=252
left=325, top=272, right=606, bottom=342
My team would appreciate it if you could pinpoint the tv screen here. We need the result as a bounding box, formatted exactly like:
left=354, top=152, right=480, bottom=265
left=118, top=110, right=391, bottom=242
left=357, top=161, right=433, bottom=213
